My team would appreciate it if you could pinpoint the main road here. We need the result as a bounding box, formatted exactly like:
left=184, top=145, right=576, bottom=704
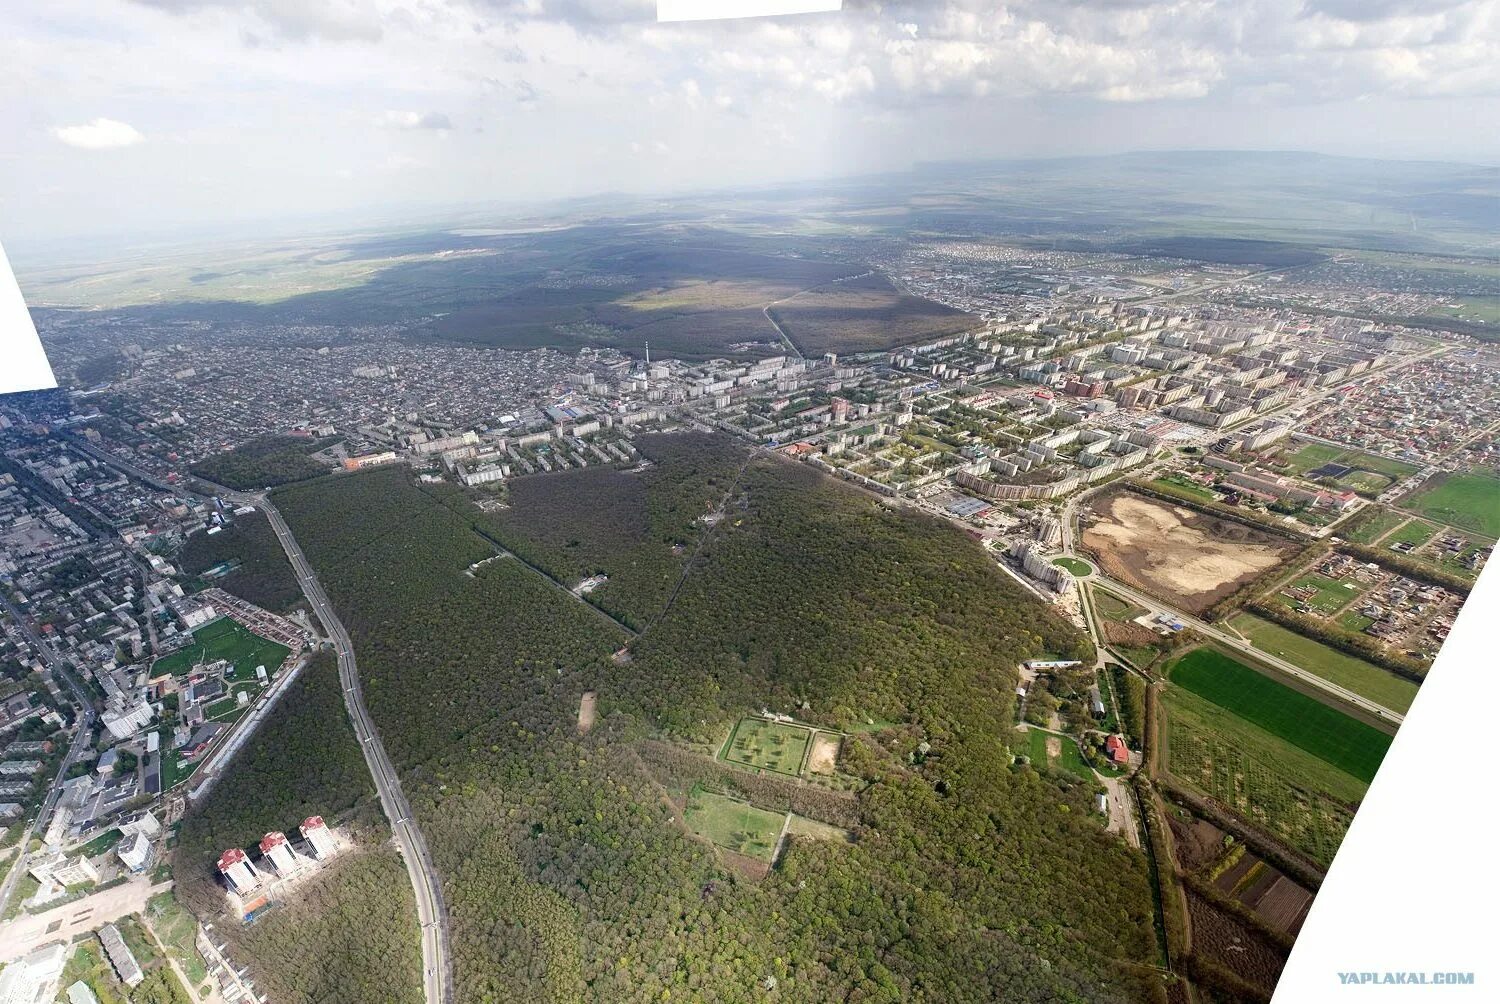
left=261, top=500, right=453, bottom=1004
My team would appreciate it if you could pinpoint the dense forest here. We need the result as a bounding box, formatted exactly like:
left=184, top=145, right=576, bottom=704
left=175, top=509, right=303, bottom=612
left=173, top=652, right=423, bottom=1004
left=188, top=435, right=331, bottom=490
left=273, top=437, right=1159, bottom=1003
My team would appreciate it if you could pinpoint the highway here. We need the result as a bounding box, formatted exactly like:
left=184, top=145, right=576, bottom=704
left=260, top=500, right=453, bottom=1004
left=1085, top=572, right=1404, bottom=727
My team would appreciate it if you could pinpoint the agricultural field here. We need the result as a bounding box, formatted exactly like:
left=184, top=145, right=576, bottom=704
left=721, top=717, right=812, bottom=778
left=1229, top=612, right=1418, bottom=713
left=683, top=786, right=786, bottom=863
left=1162, top=685, right=1363, bottom=867
left=765, top=271, right=975, bottom=355
left=805, top=731, right=843, bottom=776
left=1081, top=491, right=1301, bottom=614
left=151, top=616, right=289, bottom=679
left=1167, top=648, right=1393, bottom=783
left=1404, top=471, right=1500, bottom=537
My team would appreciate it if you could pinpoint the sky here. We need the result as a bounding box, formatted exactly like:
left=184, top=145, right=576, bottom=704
left=1, top=0, right=1497, bottom=253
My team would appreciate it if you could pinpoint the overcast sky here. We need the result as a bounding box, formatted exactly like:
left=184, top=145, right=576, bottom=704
left=2, top=0, right=1497, bottom=251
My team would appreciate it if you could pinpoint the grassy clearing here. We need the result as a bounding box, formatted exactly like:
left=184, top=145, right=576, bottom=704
left=1342, top=510, right=1407, bottom=544
left=1281, top=443, right=1417, bottom=481
left=152, top=616, right=289, bottom=679
left=1093, top=589, right=1147, bottom=623
left=1023, top=728, right=1095, bottom=781
left=1229, top=613, right=1418, bottom=714
left=1387, top=519, right=1437, bottom=547
left=1275, top=573, right=1362, bottom=614
left=683, top=786, right=785, bottom=862
left=1405, top=472, right=1500, bottom=537
left=1152, top=475, right=1216, bottom=501
left=147, top=891, right=210, bottom=985
left=721, top=717, right=811, bottom=777
left=1166, top=648, right=1392, bottom=783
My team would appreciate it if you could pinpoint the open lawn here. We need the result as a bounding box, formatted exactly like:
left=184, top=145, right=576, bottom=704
left=1405, top=472, right=1500, bottom=537
left=1279, top=443, right=1417, bottom=481
left=1052, top=556, right=1093, bottom=577
left=1275, top=573, right=1362, bottom=614
left=1167, top=648, right=1392, bottom=783
left=152, top=616, right=289, bottom=679
left=721, top=717, right=812, bottom=777
left=1387, top=519, right=1437, bottom=548
left=1341, top=509, right=1407, bottom=545
left=1023, top=727, right=1095, bottom=781
left=683, top=787, right=785, bottom=863
left=1229, top=613, right=1418, bottom=714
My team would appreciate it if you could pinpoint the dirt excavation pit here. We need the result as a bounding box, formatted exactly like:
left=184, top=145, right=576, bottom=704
left=1082, top=492, right=1299, bottom=613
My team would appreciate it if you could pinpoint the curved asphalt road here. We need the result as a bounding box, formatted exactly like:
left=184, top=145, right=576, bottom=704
left=261, top=501, right=453, bottom=1004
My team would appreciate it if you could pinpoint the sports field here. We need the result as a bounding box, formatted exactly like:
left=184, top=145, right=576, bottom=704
left=722, top=717, right=811, bottom=777
left=152, top=617, right=290, bottom=679
left=1166, top=648, right=1392, bottom=783
left=1228, top=613, right=1418, bottom=714
left=1280, top=443, right=1417, bottom=481
left=683, top=787, right=785, bottom=862
left=1405, top=472, right=1500, bottom=537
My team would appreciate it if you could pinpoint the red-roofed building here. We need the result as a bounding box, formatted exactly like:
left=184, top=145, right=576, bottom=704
left=1105, top=734, right=1130, bottom=766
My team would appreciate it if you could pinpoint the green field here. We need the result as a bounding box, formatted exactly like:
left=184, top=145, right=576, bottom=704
left=1163, top=687, right=1360, bottom=868
left=1229, top=613, right=1418, bottom=714
left=1405, top=472, right=1500, bottom=537
left=721, top=717, right=812, bottom=777
left=1052, top=556, right=1094, bottom=577
left=683, top=787, right=786, bottom=862
left=1341, top=509, right=1407, bottom=544
left=1387, top=519, right=1437, bottom=548
left=152, top=617, right=289, bottom=679
left=1093, top=589, right=1146, bottom=623
left=1023, top=727, right=1095, bottom=780
left=1166, top=648, right=1393, bottom=783
left=1275, top=573, right=1362, bottom=614
left=1152, top=474, right=1216, bottom=501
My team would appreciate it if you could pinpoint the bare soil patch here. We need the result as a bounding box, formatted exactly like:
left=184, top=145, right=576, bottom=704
left=1083, top=491, right=1299, bottom=613
left=577, top=691, right=598, bottom=734
left=806, top=732, right=842, bottom=776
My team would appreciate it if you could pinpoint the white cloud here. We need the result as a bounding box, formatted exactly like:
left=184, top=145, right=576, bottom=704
left=380, top=110, right=453, bottom=130
left=51, top=118, right=145, bottom=150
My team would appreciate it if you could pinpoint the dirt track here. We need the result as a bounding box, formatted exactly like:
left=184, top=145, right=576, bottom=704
left=1083, top=493, right=1298, bottom=613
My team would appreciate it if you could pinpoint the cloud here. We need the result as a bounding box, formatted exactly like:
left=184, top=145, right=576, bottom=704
left=381, top=110, right=455, bottom=130
left=52, top=118, right=145, bottom=150
left=129, top=0, right=384, bottom=43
